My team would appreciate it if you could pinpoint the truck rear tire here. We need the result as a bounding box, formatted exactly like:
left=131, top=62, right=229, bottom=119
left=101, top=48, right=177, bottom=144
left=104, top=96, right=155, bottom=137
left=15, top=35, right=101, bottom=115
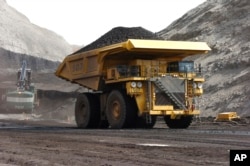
left=75, top=93, right=100, bottom=128
left=164, top=115, right=193, bottom=129
left=106, top=90, right=136, bottom=129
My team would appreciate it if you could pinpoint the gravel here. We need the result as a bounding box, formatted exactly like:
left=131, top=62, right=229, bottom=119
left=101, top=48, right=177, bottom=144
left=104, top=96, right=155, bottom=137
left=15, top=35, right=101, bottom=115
left=73, top=26, right=163, bottom=54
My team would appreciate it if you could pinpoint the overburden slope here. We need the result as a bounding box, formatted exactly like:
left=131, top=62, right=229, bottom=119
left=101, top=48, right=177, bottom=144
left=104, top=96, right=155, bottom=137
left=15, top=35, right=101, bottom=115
left=0, top=0, right=72, bottom=62
left=0, top=0, right=74, bottom=89
left=158, top=0, right=250, bottom=116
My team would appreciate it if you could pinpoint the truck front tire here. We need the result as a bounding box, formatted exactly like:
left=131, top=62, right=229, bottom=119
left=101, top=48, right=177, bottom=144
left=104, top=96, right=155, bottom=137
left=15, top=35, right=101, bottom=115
left=106, top=90, right=136, bottom=129
left=164, top=115, right=193, bottom=129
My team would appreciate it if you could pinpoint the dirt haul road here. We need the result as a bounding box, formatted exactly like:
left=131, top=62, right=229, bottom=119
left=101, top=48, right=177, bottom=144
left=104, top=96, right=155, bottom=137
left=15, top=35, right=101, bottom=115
left=0, top=116, right=249, bottom=166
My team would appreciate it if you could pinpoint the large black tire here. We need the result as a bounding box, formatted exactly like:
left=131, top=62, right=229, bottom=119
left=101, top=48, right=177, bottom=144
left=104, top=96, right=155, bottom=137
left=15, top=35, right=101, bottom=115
left=75, top=93, right=100, bottom=128
left=106, top=90, right=136, bottom=129
left=136, top=115, right=157, bottom=129
left=98, top=120, right=109, bottom=129
left=164, top=115, right=193, bottom=129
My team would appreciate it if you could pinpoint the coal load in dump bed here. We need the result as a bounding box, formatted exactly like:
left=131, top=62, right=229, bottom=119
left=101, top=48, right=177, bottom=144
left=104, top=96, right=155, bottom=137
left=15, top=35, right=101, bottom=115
left=73, top=26, right=163, bottom=54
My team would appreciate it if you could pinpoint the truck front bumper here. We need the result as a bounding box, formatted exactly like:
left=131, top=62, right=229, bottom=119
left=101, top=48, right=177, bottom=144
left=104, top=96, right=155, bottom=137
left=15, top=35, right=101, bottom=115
left=150, top=107, right=200, bottom=119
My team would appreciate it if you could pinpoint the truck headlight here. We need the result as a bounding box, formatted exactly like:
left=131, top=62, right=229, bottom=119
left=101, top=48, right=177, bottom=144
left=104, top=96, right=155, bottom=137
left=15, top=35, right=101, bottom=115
left=131, top=82, right=136, bottom=88
left=197, top=83, right=203, bottom=89
left=137, top=82, right=142, bottom=88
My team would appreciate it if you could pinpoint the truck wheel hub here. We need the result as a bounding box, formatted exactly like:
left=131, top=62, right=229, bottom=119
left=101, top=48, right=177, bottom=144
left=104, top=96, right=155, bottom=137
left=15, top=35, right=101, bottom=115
left=112, top=101, right=121, bottom=120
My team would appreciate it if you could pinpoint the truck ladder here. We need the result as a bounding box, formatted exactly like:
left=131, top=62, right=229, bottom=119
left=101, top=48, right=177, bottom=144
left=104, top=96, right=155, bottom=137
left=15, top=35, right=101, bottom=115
left=152, top=77, right=187, bottom=110
left=187, top=80, right=193, bottom=97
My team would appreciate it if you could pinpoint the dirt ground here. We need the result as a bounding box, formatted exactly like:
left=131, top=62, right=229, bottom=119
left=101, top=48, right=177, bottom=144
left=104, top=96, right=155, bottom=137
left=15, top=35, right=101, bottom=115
left=0, top=115, right=249, bottom=166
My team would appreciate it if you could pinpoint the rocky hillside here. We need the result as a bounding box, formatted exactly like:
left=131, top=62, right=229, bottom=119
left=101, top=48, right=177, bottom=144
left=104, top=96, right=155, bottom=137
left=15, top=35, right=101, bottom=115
left=0, top=0, right=75, bottom=87
left=158, top=0, right=250, bottom=117
left=0, top=0, right=72, bottom=62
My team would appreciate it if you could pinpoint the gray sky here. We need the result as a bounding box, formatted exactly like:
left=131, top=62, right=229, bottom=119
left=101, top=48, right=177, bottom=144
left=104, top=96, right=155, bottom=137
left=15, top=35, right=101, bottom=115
left=6, top=0, right=206, bottom=45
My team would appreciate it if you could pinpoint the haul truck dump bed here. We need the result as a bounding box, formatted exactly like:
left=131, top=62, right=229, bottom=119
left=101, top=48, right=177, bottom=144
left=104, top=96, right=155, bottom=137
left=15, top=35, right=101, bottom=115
left=56, top=39, right=211, bottom=129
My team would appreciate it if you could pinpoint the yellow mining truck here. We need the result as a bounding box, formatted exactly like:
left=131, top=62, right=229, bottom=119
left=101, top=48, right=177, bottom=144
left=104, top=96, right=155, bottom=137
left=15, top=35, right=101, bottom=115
left=55, top=39, right=211, bottom=129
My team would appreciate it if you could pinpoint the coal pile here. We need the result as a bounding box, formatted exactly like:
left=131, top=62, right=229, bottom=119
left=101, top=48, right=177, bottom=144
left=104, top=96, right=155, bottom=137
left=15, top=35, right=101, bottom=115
left=73, top=26, right=163, bottom=54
